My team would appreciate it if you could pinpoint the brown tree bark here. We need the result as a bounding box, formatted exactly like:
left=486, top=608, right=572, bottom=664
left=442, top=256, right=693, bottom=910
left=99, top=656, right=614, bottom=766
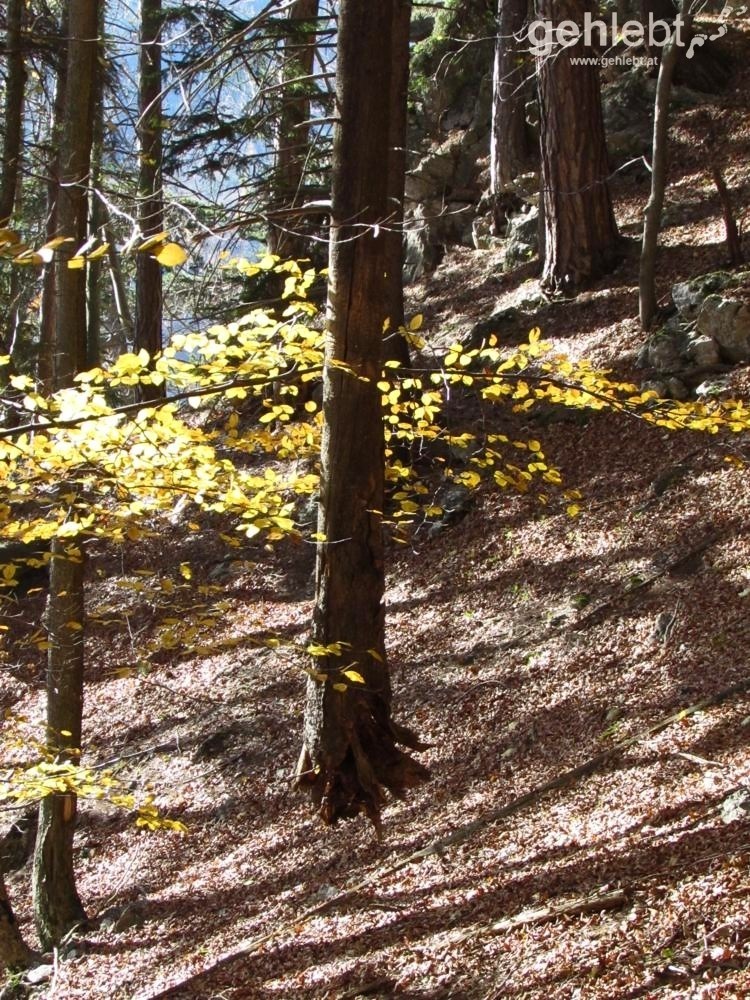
left=535, top=0, right=619, bottom=294
left=32, top=0, right=100, bottom=949
left=267, top=0, right=320, bottom=261
left=296, top=0, right=428, bottom=829
left=490, top=0, right=531, bottom=196
left=135, top=0, right=166, bottom=399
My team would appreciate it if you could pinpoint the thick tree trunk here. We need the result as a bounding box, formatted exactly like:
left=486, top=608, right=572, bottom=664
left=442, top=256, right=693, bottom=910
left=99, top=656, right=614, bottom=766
left=0, top=875, right=34, bottom=973
left=535, top=0, right=619, bottom=294
left=296, top=0, right=428, bottom=828
left=267, top=0, right=320, bottom=260
left=383, top=0, right=412, bottom=367
left=32, top=0, right=99, bottom=948
left=490, top=0, right=530, bottom=196
left=135, top=0, right=165, bottom=399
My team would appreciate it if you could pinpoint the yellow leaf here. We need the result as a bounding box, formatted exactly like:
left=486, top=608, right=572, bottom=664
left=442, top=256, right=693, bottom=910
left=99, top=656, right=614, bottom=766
left=343, top=669, right=365, bottom=685
left=67, top=257, right=86, bottom=270
left=408, top=314, right=423, bottom=332
left=179, top=563, right=192, bottom=580
left=42, top=236, right=74, bottom=250
left=332, top=683, right=348, bottom=692
left=86, top=242, right=110, bottom=261
left=566, top=504, right=581, bottom=518
left=0, top=228, right=21, bottom=246
left=154, top=242, right=188, bottom=267
left=138, top=231, right=169, bottom=252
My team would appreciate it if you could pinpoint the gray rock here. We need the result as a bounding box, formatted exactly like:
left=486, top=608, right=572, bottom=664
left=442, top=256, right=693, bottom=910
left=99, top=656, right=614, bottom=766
left=720, top=788, right=750, bottom=824
left=672, top=271, right=736, bottom=321
left=685, top=334, right=721, bottom=367
left=504, top=205, right=539, bottom=270
left=642, top=379, right=669, bottom=398
left=25, top=966, right=54, bottom=986
left=472, top=213, right=503, bottom=252
left=696, top=295, right=750, bottom=363
left=426, top=483, right=474, bottom=538
left=665, top=377, right=689, bottom=400
left=695, top=376, right=732, bottom=399
left=645, top=322, right=687, bottom=372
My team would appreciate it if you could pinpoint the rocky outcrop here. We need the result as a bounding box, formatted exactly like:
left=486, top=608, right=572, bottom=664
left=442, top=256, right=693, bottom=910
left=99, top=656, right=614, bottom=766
left=636, top=269, right=750, bottom=399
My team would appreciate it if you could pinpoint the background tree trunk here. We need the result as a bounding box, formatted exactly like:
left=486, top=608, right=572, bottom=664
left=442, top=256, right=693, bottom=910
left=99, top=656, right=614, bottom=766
left=32, top=0, right=100, bottom=949
left=37, top=8, right=68, bottom=391
left=0, top=0, right=26, bottom=228
left=267, top=0, right=320, bottom=260
left=296, top=0, right=428, bottom=828
left=135, top=0, right=165, bottom=399
left=490, top=0, right=530, bottom=198
left=639, top=2, right=690, bottom=329
left=536, top=0, right=619, bottom=294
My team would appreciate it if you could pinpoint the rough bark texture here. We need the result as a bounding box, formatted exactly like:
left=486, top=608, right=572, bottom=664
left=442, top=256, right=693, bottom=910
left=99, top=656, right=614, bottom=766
left=267, top=0, right=320, bottom=260
left=53, top=1, right=99, bottom=387
left=33, top=540, right=87, bottom=948
left=296, top=0, right=428, bottom=828
left=535, top=0, right=620, bottom=294
left=383, top=0, right=412, bottom=367
left=32, top=0, right=99, bottom=948
left=135, top=0, right=165, bottom=398
left=639, top=8, right=686, bottom=330
left=490, top=0, right=531, bottom=196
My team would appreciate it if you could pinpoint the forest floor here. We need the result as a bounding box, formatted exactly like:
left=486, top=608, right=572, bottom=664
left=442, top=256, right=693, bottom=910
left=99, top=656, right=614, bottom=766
left=4, top=40, right=750, bottom=1000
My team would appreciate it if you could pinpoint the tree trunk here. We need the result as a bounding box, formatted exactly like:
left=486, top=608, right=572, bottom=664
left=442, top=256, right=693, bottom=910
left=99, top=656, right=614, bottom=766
left=87, top=13, right=105, bottom=370
left=0, top=0, right=28, bottom=412
left=535, top=0, right=619, bottom=294
left=0, top=874, right=34, bottom=973
left=267, top=0, right=320, bottom=260
left=38, top=9, right=68, bottom=391
left=32, top=0, right=100, bottom=948
left=0, top=0, right=26, bottom=227
left=490, top=0, right=530, bottom=197
left=135, top=0, right=165, bottom=399
left=639, top=3, right=689, bottom=330
left=383, top=0, right=412, bottom=367
left=33, top=540, right=87, bottom=949
left=296, top=0, right=428, bottom=829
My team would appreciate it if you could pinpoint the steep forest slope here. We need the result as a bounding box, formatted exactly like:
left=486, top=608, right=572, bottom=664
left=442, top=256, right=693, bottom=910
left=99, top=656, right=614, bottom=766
left=3, top=17, right=750, bottom=1000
